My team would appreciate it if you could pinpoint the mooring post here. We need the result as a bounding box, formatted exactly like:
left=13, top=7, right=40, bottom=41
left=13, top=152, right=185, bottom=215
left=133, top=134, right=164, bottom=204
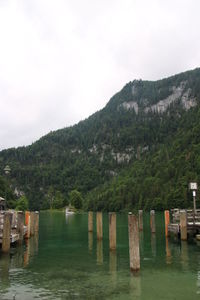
left=88, top=211, right=93, bottom=232
left=180, top=210, right=187, bottom=241
left=138, top=210, right=143, bottom=231
left=30, top=211, right=35, bottom=236
left=34, top=211, right=39, bottom=233
left=25, top=211, right=31, bottom=239
left=150, top=210, right=156, bottom=233
left=96, top=212, right=103, bottom=240
left=164, top=210, right=170, bottom=237
left=109, top=212, right=116, bottom=250
left=17, top=211, right=24, bottom=244
left=128, top=213, right=140, bottom=271
left=2, top=212, right=11, bottom=253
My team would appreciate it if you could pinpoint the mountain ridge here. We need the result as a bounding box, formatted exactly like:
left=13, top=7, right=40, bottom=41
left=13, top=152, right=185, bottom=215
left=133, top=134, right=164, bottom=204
left=1, top=67, right=200, bottom=210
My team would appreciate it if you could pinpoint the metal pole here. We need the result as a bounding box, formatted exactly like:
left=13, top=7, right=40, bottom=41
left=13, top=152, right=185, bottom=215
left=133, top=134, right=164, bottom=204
left=193, top=191, right=196, bottom=225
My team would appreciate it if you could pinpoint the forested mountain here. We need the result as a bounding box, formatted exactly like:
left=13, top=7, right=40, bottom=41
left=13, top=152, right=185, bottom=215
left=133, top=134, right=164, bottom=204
left=1, top=68, right=200, bottom=210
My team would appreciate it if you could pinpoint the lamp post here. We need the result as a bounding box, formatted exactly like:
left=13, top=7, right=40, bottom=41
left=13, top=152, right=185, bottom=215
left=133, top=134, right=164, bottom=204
left=189, top=182, right=198, bottom=225
left=3, top=165, right=11, bottom=209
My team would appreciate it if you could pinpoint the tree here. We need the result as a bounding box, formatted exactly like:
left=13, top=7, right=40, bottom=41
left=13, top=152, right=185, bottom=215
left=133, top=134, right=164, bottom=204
left=69, top=190, right=83, bottom=209
left=52, top=191, right=64, bottom=209
left=15, top=195, right=29, bottom=211
left=46, top=187, right=65, bottom=209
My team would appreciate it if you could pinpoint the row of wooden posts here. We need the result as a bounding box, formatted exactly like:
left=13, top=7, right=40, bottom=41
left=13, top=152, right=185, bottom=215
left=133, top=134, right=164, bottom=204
left=1, top=211, right=39, bottom=253
left=88, top=210, right=175, bottom=272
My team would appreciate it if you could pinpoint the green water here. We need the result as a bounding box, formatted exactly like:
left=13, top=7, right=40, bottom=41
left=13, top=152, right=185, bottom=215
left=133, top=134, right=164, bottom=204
left=0, top=212, right=200, bottom=299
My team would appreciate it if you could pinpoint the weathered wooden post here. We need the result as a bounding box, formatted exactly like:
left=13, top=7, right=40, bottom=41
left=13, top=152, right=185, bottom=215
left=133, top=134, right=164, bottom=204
left=164, top=210, right=170, bottom=237
left=34, top=212, right=39, bottom=233
left=96, top=212, right=103, bottom=240
left=2, top=212, right=11, bottom=253
left=109, top=212, right=116, bottom=250
left=25, top=211, right=31, bottom=239
left=30, top=211, right=35, bottom=236
left=138, top=210, right=143, bottom=231
left=128, top=213, right=140, bottom=271
left=180, top=210, right=187, bottom=241
left=88, top=211, right=93, bottom=232
left=17, top=211, right=24, bottom=244
left=12, top=211, right=17, bottom=228
left=150, top=210, right=156, bottom=233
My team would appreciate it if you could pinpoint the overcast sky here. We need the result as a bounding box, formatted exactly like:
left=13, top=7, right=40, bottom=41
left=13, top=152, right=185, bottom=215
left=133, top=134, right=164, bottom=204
left=0, top=0, right=200, bottom=150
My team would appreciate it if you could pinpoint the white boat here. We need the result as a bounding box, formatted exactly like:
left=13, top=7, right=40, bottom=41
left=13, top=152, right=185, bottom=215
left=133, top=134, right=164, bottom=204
left=65, top=207, right=74, bottom=215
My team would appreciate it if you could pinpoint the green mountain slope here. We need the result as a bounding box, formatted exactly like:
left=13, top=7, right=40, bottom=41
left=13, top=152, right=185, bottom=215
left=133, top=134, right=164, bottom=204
left=86, top=106, right=200, bottom=211
left=0, top=68, right=200, bottom=210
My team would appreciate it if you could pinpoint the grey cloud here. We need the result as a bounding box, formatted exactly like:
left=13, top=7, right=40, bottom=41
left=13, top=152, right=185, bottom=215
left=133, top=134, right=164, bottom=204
left=0, top=0, right=200, bottom=150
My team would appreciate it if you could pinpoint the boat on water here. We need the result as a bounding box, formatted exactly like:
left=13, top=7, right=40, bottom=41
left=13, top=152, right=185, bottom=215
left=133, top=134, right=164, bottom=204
left=65, top=207, right=74, bottom=215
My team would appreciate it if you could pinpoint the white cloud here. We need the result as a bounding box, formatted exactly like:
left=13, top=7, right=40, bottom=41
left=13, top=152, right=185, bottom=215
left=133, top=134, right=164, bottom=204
left=0, top=0, right=200, bottom=149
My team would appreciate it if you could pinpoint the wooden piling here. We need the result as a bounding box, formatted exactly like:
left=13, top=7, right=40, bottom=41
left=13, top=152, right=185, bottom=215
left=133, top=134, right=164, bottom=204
left=138, top=210, right=143, bottom=231
left=17, top=211, right=24, bottom=244
left=88, top=211, right=93, bottom=232
left=109, top=212, right=116, bottom=250
left=180, top=210, right=187, bottom=241
left=2, top=213, right=11, bottom=253
left=150, top=210, right=156, bottom=233
left=164, top=210, right=170, bottom=237
left=30, top=212, right=35, bottom=236
left=96, top=212, right=103, bottom=240
left=25, top=211, right=31, bottom=239
left=34, top=212, right=39, bottom=233
left=128, top=213, right=140, bottom=271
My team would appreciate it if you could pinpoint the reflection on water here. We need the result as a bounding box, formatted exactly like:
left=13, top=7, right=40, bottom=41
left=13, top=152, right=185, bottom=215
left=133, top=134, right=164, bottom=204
left=151, top=233, right=156, bottom=257
left=0, top=233, right=40, bottom=300
left=165, top=237, right=172, bottom=264
left=139, top=231, right=144, bottom=257
left=0, top=254, right=10, bottom=289
left=109, top=250, right=117, bottom=289
left=129, top=273, right=141, bottom=298
left=65, top=213, right=74, bottom=224
left=109, top=250, right=117, bottom=273
left=24, top=234, right=39, bottom=267
left=88, top=232, right=93, bottom=252
left=181, top=241, right=189, bottom=271
left=1, top=212, right=200, bottom=299
left=97, top=239, right=103, bottom=265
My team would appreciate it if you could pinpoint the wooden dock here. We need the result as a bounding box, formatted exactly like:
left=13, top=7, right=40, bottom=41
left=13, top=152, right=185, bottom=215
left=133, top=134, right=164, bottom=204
left=168, top=209, right=200, bottom=238
left=0, top=211, right=28, bottom=244
left=0, top=211, right=39, bottom=252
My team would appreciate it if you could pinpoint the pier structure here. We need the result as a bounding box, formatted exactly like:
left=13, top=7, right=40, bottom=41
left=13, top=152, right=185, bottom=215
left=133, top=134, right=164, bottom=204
left=167, top=208, right=200, bottom=240
left=0, top=210, right=39, bottom=253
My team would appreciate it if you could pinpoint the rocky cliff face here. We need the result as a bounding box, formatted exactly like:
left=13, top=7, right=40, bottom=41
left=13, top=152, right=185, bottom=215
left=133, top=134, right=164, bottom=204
left=118, top=81, right=197, bottom=115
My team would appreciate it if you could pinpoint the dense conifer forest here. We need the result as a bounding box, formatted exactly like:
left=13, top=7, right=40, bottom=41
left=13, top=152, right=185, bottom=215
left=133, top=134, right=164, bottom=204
left=1, top=68, right=200, bottom=211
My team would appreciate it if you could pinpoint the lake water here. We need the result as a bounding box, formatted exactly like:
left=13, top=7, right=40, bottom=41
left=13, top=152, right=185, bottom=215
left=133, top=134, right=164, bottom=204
left=0, top=211, right=200, bottom=299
